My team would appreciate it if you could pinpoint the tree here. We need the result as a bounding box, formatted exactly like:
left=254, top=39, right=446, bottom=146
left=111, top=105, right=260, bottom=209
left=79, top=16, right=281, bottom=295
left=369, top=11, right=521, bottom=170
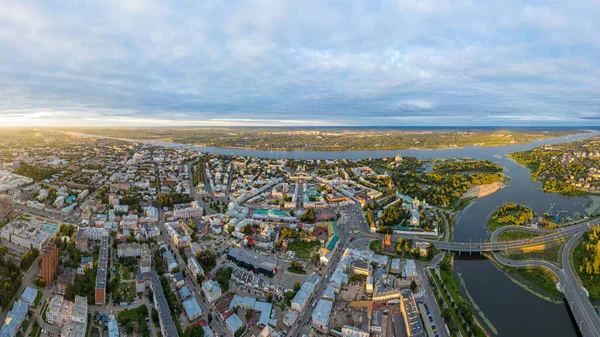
left=187, top=325, right=205, bottom=337
left=293, top=281, right=301, bottom=292
left=151, top=308, right=159, bottom=326
left=234, top=326, right=245, bottom=337
left=410, top=280, right=417, bottom=292
left=300, top=208, right=315, bottom=223
left=125, top=322, right=134, bottom=334
left=267, top=292, right=273, bottom=303
left=196, top=249, right=217, bottom=271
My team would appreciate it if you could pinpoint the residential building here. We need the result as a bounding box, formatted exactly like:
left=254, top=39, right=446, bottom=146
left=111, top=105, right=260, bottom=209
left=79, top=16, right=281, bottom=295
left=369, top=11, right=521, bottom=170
left=57, top=268, right=76, bottom=295
left=311, top=299, right=334, bottom=330
left=291, top=273, right=320, bottom=312
left=0, top=300, right=29, bottom=337
left=42, top=242, right=59, bottom=285
left=173, top=201, right=203, bottom=219
left=187, top=256, right=205, bottom=277
left=202, top=279, right=222, bottom=303
left=135, top=272, right=179, bottom=337
left=47, top=294, right=72, bottom=327
left=400, top=290, right=425, bottom=337
left=95, top=235, right=109, bottom=305
left=226, top=247, right=277, bottom=277
left=341, top=326, right=369, bottom=337
left=183, top=298, right=203, bottom=321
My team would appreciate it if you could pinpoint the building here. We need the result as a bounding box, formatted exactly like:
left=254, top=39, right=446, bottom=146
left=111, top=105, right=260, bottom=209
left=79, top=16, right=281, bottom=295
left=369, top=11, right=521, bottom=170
left=291, top=273, right=320, bottom=312
left=400, top=290, right=425, bottom=337
left=42, top=242, right=59, bottom=285
left=311, top=299, right=334, bottom=330
left=57, top=268, right=76, bottom=295
left=187, top=256, right=205, bottom=277
left=136, top=272, right=179, bottom=337
left=369, top=310, right=382, bottom=333
left=20, top=286, right=38, bottom=306
left=202, top=279, right=222, bottom=303
left=381, top=233, right=395, bottom=254
left=183, top=298, right=203, bottom=321
left=108, top=315, right=119, bottom=337
left=227, top=247, right=277, bottom=277
left=225, top=314, right=244, bottom=336
left=75, top=228, right=88, bottom=251
left=163, top=249, right=178, bottom=273
left=47, top=294, right=72, bottom=327
left=404, top=259, right=417, bottom=279
left=1, top=222, right=52, bottom=251
left=117, top=242, right=142, bottom=257
left=95, top=235, right=109, bottom=305
left=62, top=295, right=88, bottom=337
left=341, top=326, right=369, bottom=337
left=0, top=300, right=29, bottom=337
left=173, top=201, right=203, bottom=219
left=350, top=260, right=372, bottom=277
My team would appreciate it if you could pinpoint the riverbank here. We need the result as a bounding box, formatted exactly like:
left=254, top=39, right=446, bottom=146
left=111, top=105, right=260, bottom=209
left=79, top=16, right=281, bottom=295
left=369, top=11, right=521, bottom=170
left=488, top=256, right=563, bottom=303
left=462, top=181, right=506, bottom=199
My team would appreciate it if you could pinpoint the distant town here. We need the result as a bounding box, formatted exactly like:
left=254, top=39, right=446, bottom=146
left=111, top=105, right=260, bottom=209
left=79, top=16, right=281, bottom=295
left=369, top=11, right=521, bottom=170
left=57, top=128, right=580, bottom=151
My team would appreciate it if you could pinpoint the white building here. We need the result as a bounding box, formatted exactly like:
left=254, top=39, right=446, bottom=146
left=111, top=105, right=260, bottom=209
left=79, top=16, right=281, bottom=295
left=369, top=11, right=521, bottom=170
left=187, top=256, right=205, bottom=277
left=173, top=201, right=203, bottom=219
left=202, top=279, right=222, bottom=303
left=311, top=299, right=334, bottom=330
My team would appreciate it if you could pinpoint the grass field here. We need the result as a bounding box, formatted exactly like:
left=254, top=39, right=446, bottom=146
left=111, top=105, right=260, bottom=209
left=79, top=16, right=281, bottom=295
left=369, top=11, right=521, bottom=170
left=287, top=240, right=321, bottom=259
left=497, top=230, right=543, bottom=242
left=504, top=242, right=562, bottom=266
left=369, top=240, right=382, bottom=254
left=505, top=266, right=562, bottom=298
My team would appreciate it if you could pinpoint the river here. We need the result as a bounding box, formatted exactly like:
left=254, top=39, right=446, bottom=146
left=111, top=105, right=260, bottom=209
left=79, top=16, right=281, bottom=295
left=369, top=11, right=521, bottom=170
left=70, top=129, right=599, bottom=336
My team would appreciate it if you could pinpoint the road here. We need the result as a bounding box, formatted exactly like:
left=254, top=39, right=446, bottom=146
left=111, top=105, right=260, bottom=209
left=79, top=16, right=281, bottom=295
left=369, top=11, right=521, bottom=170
left=415, top=254, right=450, bottom=337
left=492, top=231, right=600, bottom=337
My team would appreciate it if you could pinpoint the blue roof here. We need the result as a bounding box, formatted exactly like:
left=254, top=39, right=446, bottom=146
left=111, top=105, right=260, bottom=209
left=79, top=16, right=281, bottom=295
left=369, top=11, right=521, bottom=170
left=179, top=286, right=192, bottom=300
left=108, top=318, right=120, bottom=337
left=21, top=286, right=38, bottom=304
left=0, top=300, right=29, bottom=336
left=173, top=272, right=184, bottom=282
left=66, top=195, right=76, bottom=201
left=226, top=314, right=244, bottom=334
left=183, top=298, right=203, bottom=320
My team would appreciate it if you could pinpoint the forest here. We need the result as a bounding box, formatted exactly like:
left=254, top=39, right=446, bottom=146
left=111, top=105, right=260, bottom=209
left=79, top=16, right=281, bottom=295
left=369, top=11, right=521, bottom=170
left=14, top=164, right=60, bottom=181
left=0, top=247, right=22, bottom=309
left=433, top=160, right=503, bottom=173
left=394, top=170, right=505, bottom=207
left=381, top=204, right=411, bottom=226
left=575, top=227, right=600, bottom=300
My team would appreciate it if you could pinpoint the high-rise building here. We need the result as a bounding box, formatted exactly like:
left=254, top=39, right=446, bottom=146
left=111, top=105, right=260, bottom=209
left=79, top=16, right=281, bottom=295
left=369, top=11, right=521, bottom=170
left=42, top=242, right=59, bottom=285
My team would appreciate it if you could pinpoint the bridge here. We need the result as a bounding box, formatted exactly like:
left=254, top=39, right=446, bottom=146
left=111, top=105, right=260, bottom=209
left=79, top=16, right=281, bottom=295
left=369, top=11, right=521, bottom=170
left=397, top=221, right=596, bottom=253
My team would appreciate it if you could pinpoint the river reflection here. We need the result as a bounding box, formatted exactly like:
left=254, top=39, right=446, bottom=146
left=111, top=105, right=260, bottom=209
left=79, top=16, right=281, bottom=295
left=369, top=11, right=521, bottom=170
left=454, top=258, right=579, bottom=337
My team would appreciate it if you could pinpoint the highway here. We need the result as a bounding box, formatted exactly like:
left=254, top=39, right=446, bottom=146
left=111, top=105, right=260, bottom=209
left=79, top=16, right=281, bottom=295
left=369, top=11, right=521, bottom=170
left=491, top=231, right=600, bottom=337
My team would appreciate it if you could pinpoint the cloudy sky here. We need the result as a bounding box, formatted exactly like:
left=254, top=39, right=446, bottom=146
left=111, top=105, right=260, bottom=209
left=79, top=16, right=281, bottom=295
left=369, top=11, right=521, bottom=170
left=1, top=0, right=599, bottom=127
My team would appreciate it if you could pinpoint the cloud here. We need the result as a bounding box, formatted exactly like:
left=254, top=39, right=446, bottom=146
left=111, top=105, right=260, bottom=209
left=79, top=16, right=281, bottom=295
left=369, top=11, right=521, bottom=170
left=0, top=0, right=598, bottom=126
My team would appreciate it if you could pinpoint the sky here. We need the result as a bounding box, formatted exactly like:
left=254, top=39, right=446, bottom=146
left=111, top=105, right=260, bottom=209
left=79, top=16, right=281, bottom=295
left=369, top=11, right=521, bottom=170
left=0, top=0, right=599, bottom=127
